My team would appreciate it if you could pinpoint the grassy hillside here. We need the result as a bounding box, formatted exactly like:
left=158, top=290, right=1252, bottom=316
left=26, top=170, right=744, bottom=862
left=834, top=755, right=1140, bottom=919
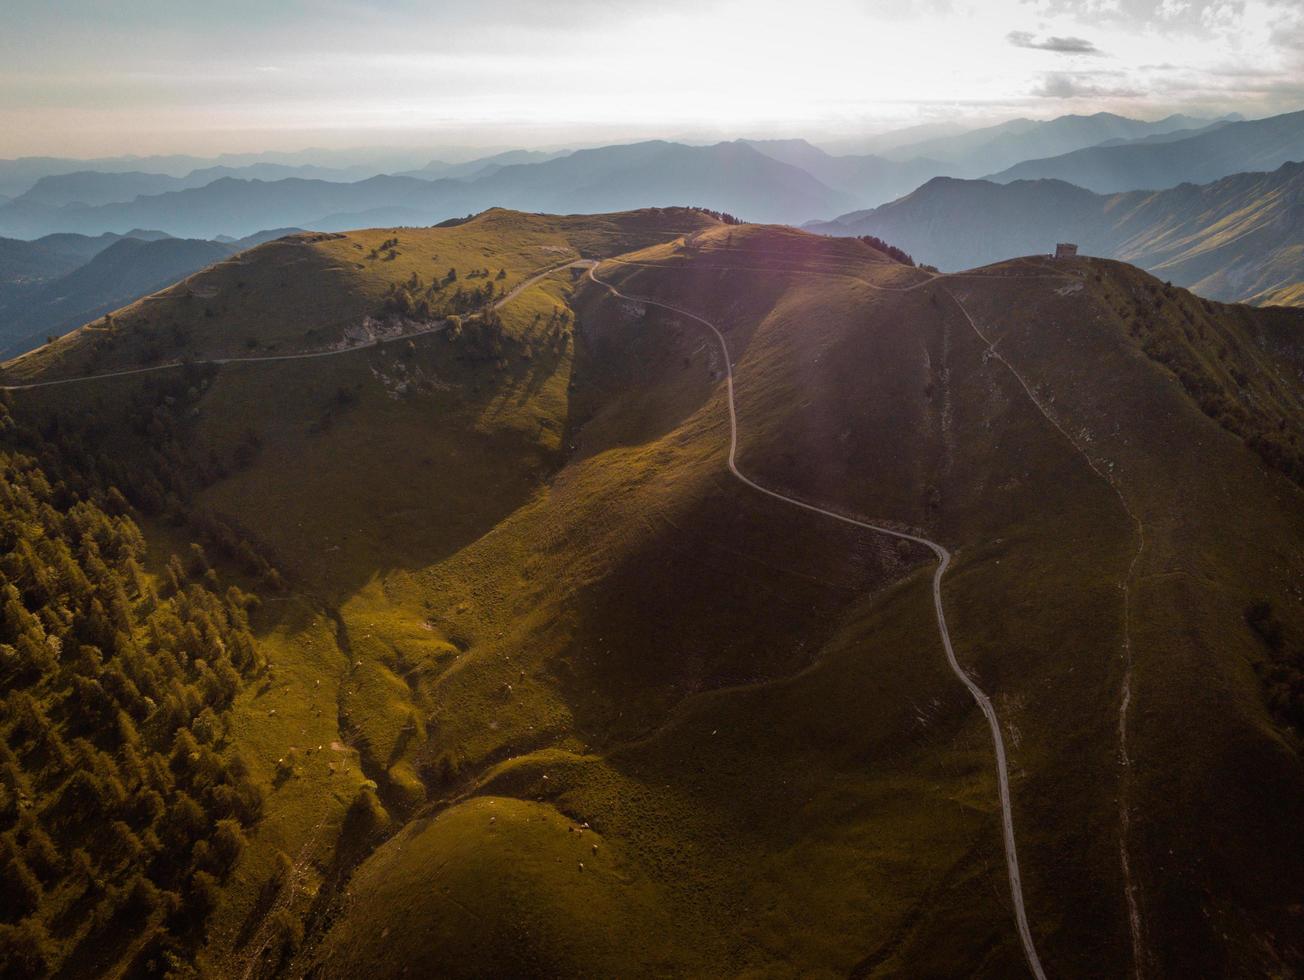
left=0, top=208, right=717, bottom=386
left=0, top=212, right=1300, bottom=977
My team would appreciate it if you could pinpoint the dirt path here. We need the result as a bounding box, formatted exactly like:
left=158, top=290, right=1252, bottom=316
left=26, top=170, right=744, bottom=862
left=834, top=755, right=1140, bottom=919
left=0, top=258, right=585, bottom=392
left=945, top=288, right=1148, bottom=978
left=585, top=260, right=1049, bottom=980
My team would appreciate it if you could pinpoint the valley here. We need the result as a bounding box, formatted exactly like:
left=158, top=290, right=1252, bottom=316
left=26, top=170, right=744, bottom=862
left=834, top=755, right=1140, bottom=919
left=2, top=209, right=1300, bottom=977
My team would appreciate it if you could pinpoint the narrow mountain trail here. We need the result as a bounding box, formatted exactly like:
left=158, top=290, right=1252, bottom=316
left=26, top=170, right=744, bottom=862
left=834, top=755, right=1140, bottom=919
left=586, top=260, right=1049, bottom=980
left=944, top=289, right=1148, bottom=978
left=0, top=258, right=585, bottom=392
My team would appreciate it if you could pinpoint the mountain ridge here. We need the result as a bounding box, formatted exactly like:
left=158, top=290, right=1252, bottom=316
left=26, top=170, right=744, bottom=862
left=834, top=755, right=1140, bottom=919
left=809, top=160, right=1304, bottom=305
left=987, top=109, right=1304, bottom=192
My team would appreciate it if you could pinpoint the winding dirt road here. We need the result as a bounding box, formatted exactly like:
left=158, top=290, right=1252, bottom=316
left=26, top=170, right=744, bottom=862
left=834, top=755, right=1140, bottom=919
left=586, top=259, right=1049, bottom=980
left=6, top=241, right=1060, bottom=974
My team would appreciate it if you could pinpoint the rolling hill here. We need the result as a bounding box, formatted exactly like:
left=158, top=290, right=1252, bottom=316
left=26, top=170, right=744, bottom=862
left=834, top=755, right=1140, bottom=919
left=1, top=209, right=1300, bottom=978
left=809, top=161, right=1304, bottom=305
left=988, top=109, right=1304, bottom=192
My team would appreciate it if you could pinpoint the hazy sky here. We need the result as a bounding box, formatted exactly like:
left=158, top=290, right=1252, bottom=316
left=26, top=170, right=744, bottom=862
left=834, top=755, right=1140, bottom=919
left=2, top=0, right=1302, bottom=157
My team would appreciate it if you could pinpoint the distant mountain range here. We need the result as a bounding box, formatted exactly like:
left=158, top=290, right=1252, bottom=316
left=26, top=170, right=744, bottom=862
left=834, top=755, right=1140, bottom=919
left=0, top=110, right=1267, bottom=242
left=807, top=160, right=1304, bottom=305
left=13, top=164, right=388, bottom=208
left=396, top=149, right=569, bottom=181
left=0, top=228, right=296, bottom=355
left=0, top=148, right=440, bottom=199
left=987, top=109, right=1304, bottom=191
left=0, top=141, right=859, bottom=237
left=875, top=111, right=1232, bottom=174
left=0, top=108, right=1299, bottom=307
left=739, top=139, right=951, bottom=208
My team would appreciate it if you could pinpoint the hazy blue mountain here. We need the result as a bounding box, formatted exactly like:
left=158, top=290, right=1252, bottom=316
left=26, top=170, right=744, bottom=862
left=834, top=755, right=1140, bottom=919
left=818, top=121, right=970, bottom=157
left=810, top=177, right=1102, bottom=269
left=15, top=164, right=380, bottom=208
left=807, top=161, right=1304, bottom=305
left=0, top=141, right=854, bottom=238
left=0, top=149, right=432, bottom=198
left=463, top=140, right=856, bottom=222
left=740, top=139, right=951, bottom=207
left=987, top=109, right=1304, bottom=191
left=0, top=230, right=169, bottom=286
left=400, top=149, right=570, bottom=180
left=881, top=111, right=1223, bottom=175
left=17, top=171, right=189, bottom=207
left=0, top=237, right=90, bottom=285
left=1090, top=116, right=1240, bottom=148
left=0, top=175, right=461, bottom=239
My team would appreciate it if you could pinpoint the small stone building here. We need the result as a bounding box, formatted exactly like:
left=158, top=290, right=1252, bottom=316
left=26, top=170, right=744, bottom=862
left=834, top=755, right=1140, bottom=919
left=1055, top=242, right=1079, bottom=259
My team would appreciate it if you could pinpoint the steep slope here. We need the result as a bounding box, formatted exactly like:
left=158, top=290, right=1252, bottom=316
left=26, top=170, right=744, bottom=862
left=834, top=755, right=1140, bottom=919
left=2, top=213, right=1301, bottom=978
left=989, top=109, right=1304, bottom=192
left=811, top=162, right=1304, bottom=305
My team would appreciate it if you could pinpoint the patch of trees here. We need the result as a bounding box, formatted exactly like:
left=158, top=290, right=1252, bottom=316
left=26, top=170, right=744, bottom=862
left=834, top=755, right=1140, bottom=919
left=434, top=214, right=476, bottom=228
left=0, top=401, right=265, bottom=976
left=1125, top=286, right=1304, bottom=487
left=380, top=272, right=500, bottom=323
left=1245, top=599, right=1304, bottom=731
left=3, top=372, right=287, bottom=602
left=687, top=206, right=744, bottom=225
left=367, top=237, right=401, bottom=262
left=856, top=235, right=915, bottom=267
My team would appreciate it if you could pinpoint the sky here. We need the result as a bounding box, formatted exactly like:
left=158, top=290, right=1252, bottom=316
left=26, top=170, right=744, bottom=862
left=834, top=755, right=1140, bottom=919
left=2, top=0, right=1302, bottom=158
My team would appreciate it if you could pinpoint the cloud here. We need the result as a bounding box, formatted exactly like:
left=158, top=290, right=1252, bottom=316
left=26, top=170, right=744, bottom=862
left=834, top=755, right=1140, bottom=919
left=1007, top=30, right=1103, bottom=54
left=1032, top=71, right=1143, bottom=97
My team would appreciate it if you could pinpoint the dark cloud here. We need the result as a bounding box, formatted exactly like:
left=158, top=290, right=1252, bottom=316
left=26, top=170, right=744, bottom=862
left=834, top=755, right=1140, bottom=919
left=1007, top=31, right=1102, bottom=55
left=1269, top=22, right=1304, bottom=52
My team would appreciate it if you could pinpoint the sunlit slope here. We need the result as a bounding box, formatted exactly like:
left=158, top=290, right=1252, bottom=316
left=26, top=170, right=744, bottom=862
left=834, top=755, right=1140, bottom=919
left=0, top=207, right=717, bottom=384
left=0, top=208, right=721, bottom=978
